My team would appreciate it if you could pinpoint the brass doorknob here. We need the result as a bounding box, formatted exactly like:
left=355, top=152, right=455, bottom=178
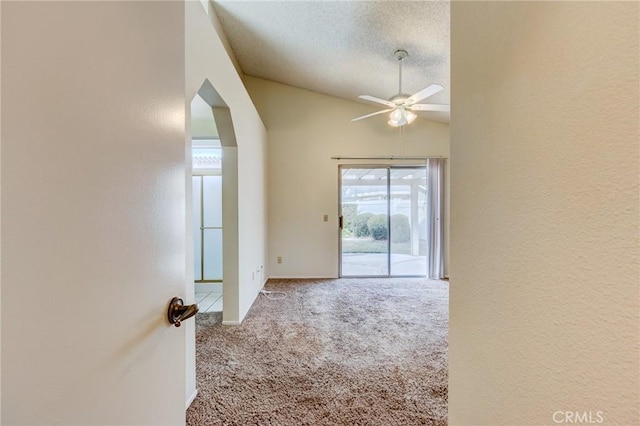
left=167, top=297, right=199, bottom=327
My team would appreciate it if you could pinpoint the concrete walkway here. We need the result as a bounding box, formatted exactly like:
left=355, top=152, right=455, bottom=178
left=341, top=253, right=427, bottom=276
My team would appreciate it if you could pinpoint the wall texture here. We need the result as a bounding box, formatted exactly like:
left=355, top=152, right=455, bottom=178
left=449, top=2, right=639, bottom=425
left=245, top=77, right=450, bottom=278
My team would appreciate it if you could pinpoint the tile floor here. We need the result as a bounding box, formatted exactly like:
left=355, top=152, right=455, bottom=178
left=195, top=289, right=223, bottom=313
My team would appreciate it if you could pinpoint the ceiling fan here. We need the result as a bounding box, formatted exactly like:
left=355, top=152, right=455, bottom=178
left=351, top=49, right=449, bottom=127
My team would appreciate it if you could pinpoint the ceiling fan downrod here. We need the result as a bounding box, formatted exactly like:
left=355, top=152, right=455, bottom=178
left=395, top=49, right=409, bottom=96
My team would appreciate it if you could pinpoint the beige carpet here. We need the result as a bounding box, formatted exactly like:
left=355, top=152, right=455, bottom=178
left=186, top=278, right=448, bottom=425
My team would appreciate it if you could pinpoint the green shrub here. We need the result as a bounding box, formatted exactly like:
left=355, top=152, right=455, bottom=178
left=367, top=214, right=388, bottom=240
left=342, top=204, right=357, bottom=234
left=390, top=214, right=411, bottom=243
left=353, top=212, right=373, bottom=238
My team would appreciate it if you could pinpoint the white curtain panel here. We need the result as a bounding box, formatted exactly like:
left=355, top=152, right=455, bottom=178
left=427, top=158, right=445, bottom=279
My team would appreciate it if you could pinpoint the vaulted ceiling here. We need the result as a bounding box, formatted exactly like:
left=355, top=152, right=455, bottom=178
left=212, top=0, right=450, bottom=123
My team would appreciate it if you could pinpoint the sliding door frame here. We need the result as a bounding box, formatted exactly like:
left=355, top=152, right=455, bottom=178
left=338, top=164, right=427, bottom=278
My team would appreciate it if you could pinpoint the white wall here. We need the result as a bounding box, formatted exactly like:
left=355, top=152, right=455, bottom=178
left=183, top=1, right=268, bottom=404
left=186, top=2, right=268, bottom=323
left=245, top=77, right=450, bottom=278
left=0, top=2, right=3, bottom=422
left=450, top=2, right=639, bottom=425
left=191, top=94, right=219, bottom=139
left=244, top=76, right=449, bottom=278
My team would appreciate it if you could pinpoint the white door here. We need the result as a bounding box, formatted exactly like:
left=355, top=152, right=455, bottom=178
left=1, top=2, right=188, bottom=425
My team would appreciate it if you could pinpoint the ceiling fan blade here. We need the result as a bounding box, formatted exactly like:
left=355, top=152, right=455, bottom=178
left=351, top=108, right=394, bottom=122
left=405, top=84, right=444, bottom=105
left=408, top=104, right=450, bottom=112
left=358, top=95, right=396, bottom=108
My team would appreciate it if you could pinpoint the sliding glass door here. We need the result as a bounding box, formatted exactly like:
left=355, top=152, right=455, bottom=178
left=389, top=168, right=428, bottom=276
left=340, top=166, right=427, bottom=277
left=340, top=168, right=389, bottom=276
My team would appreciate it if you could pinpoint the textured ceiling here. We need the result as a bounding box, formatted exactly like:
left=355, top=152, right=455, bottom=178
left=212, top=0, right=450, bottom=123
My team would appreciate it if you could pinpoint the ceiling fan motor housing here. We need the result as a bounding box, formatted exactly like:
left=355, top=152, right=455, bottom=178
left=390, top=93, right=410, bottom=104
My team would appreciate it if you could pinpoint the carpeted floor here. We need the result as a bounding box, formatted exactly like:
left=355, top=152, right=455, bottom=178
left=186, top=278, right=448, bottom=425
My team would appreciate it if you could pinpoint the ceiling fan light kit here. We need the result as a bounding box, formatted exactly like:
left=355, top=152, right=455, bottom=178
left=351, top=49, right=449, bottom=127
left=388, top=108, right=417, bottom=127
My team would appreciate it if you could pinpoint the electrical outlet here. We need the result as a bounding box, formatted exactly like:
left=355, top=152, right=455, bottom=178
left=323, top=214, right=328, bottom=222
left=277, top=256, right=282, bottom=264
left=252, top=271, right=255, bottom=280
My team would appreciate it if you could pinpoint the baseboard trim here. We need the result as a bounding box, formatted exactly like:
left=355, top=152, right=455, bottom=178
left=222, top=320, right=241, bottom=325
left=186, top=389, right=198, bottom=409
left=267, top=276, right=336, bottom=280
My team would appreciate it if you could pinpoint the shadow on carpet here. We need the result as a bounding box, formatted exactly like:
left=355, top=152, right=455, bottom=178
left=187, top=278, right=448, bottom=425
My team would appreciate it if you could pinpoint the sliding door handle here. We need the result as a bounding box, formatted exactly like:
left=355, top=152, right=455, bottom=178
left=339, top=215, right=344, bottom=230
